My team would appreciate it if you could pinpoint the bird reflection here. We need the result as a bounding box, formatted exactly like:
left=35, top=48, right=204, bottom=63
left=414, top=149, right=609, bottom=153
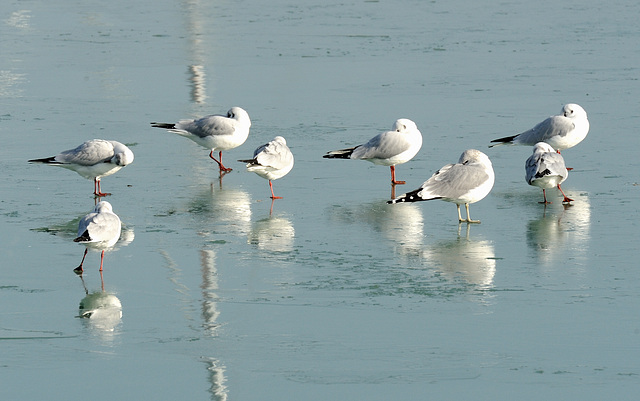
left=328, top=201, right=424, bottom=251
left=419, top=225, right=496, bottom=290
left=200, top=249, right=223, bottom=336
left=187, top=183, right=252, bottom=237
left=248, top=213, right=295, bottom=252
left=76, top=272, right=122, bottom=342
left=189, top=64, right=207, bottom=104
left=184, top=0, right=208, bottom=104
left=526, top=193, right=591, bottom=267
left=203, top=357, right=228, bottom=401
left=199, top=250, right=229, bottom=401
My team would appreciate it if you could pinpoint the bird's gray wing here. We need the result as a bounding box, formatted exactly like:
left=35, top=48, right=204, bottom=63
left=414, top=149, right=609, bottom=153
left=534, top=152, right=567, bottom=181
left=351, top=130, right=410, bottom=160
left=57, top=140, right=115, bottom=166
left=254, top=141, right=293, bottom=169
left=525, top=153, right=541, bottom=184
left=420, top=163, right=489, bottom=200
left=84, top=213, right=121, bottom=242
left=176, top=114, right=234, bottom=138
left=517, top=115, right=574, bottom=144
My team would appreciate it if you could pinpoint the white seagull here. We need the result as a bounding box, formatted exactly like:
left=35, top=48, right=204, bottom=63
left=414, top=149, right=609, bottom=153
left=73, top=201, right=122, bottom=273
left=238, top=136, right=294, bottom=199
left=490, top=103, right=589, bottom=152
left=151, top=106, right=251, bottom=173
left=388, top=149, right=495, bottom=224
left=28, top=139, right=134, bottom=197
left=323, top=118, right=422, bottom=185
left=525, top=142, right=572, bottom=204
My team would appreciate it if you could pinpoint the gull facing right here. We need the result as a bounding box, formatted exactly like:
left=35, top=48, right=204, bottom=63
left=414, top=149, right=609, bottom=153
left=525, top=142, right=572, bottom=204
left=323, top=118, right=422, bottom=185
left=28, top=139, right=134, bottom=197
left=151, top=106, right=251, bottom=173
left=389, top=149, right=495, bottom=224
left=490, top=103, right=589, bottom=152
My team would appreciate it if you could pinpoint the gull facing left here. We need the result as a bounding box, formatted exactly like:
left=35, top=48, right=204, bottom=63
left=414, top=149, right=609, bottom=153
left=151, top=106, right=251, bottom=173
left=238, top=136, right=294, bottom=199
left=74, top=201, right=121, bottom=274
left=389, top=149, right=495, bottom=224
left=525, top=142, right=572, bottom=204
left=323, top=118, right=422, bottom=185
left=28, top=139, right=134, bottom=197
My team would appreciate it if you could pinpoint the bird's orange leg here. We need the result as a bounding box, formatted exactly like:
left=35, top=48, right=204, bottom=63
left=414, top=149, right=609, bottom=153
left=94, top=179, right=111, bottom=197
left=558, top=184, right=573, bottom=204
left=99, top=250, right=105, bottom=272
left=269, top=181, right=282, bottom=199
left=74, top=248, right=88, bottom=274
left=539, top=189, right=552, bottom=204
left=390, top=165, right=405, bottom=185
left=209, top=150, right=233, bottom=173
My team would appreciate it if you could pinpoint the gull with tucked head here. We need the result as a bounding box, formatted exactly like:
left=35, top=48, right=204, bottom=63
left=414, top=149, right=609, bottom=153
left=389, top=149, right=495, bottom=224
left=323, top=118, right=422, bottom=185
left=490, top=103, right=589, bottom=152
left=152, top=106, right=251, bottom=173
left=28, top=139, right=134, bottom=197
left=525, top=142, right=572, bottom=204
left=239, top=136, right=294, bottom=200
left=73, top=201, right=122, bottom=274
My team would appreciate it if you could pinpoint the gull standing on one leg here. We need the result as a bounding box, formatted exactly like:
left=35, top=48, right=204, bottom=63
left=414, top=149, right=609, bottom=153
left=238, top=136, right=294, bottom=199
left=323, top=118, right=422, bottom=185
left=489, top=103, right=589, bottom=153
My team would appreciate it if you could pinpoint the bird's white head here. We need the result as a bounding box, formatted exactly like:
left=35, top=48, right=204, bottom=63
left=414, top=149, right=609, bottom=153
left=532, top=142, right=556, bottom=154
left=113, top=145, right=134, bottom=166
left=458, top=149, right=492, bottom=167
left=94, top=201, right=113, bottom=213
left=228, top=107, right=251, bottom=127
left=562, top=103, right=587, bottom=119
left=392, top=118, right=418, bottom=133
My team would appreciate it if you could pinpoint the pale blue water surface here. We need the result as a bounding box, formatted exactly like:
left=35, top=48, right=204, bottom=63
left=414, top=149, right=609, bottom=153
left=2, top=0, right=640, bottom=399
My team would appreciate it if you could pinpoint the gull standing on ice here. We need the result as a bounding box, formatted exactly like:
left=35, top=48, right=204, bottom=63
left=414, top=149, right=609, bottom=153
left=73, top=201, right=122, bottom=274
left=28, top=139, right=134, bottom=197
left=525, top=142, right=572, bottom=204
left=238, top=136, right=294, bottom=199
left=388, top=149, right=495, bottom=224
left=489, top=103, right=589, bottom=152
left=323, top=118, right=422, bottom=185
left=151, top=107, right=251, bottom=173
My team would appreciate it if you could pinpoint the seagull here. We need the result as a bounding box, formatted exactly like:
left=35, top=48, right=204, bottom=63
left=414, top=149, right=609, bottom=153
left=238, top=136, right=294, bottom=199
left=151, top=106, right=251, bottom=173
left=525, top=142, right=572, bottom=204
left=490, top=103, right=589, bottom=152
left=73, top=201, right=121, bottom=273
left=28, top=139, right=134, bottom=197
left=388, top=149, right=495, bottom=224
left=323, top=118, right=422, bottom=185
